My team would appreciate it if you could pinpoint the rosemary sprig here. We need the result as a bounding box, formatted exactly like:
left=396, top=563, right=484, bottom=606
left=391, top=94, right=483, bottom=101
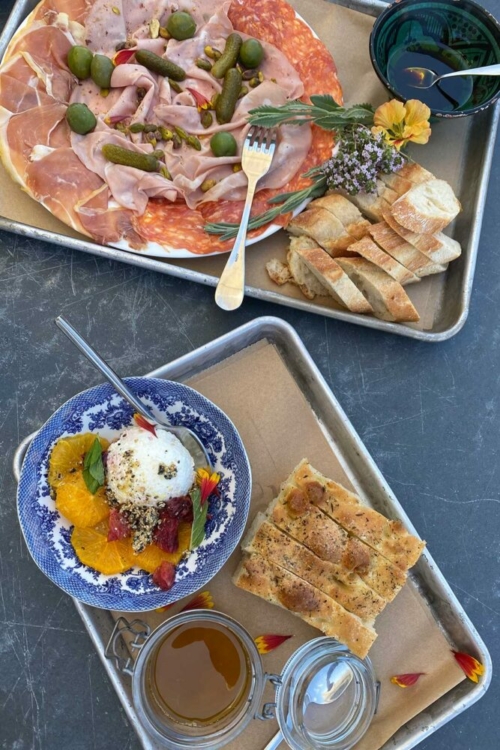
left=205, top=173, right=327, bottom=240
left=248, top=95, right=375, bottom=131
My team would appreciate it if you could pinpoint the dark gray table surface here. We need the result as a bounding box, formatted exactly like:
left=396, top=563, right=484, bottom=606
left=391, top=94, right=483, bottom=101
left=1, top=1, right=499, bottom=748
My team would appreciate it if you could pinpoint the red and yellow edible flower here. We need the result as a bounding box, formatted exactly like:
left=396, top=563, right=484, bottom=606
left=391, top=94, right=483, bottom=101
left=197, top=467, right=221, bottom=504
left=372, top=99, right=431, bottom=150
left=133, top=412, right=157, bottom=437
left=452, top=651, right=485, bottom=683
left=255, top=634, right=293, bottom=654
left=390, top=672, right=426, bottom=688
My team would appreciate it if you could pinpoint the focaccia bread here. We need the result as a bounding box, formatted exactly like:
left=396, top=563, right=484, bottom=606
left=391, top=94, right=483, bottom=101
left=291, top=459, right=426, bottom=570
left=269, top=486, right=407, bottom=602
left=233, top=553, right=377, bottom=658
left=242, top=513, right=387, bottom=622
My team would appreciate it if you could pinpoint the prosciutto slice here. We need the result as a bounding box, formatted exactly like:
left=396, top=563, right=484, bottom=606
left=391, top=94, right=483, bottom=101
left=35, top=0, right=91, bottom=25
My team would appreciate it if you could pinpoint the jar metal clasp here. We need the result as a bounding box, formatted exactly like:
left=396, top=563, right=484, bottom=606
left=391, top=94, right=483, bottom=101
left=254, top=673, right=282, bottom=721
left=105, top=616, right=151, bottom=676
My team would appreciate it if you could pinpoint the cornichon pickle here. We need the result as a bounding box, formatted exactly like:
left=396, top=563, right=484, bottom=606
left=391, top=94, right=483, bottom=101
left=166, top=11, right=196, bottom=41
left=211, top=33, right=242, bottom=79
left=102, top=144, right=159, bottom=172
left=66, top=103, right=97, bottom=134
left=91, top=54, right=115, bottom=88
left=135, top=49, right=186, bottom=81
left=68, top=45, right=93, bottom=80
left=215, top=67, right=242, bottom=124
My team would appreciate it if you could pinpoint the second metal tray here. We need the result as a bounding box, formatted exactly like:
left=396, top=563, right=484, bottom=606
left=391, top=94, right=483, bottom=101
left=0, top=0, right=498, bottom=341
left=12, top=316, right=491, bottom=749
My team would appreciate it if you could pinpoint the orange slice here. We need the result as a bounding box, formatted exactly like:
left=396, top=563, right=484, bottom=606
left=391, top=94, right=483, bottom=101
left=72, top=525, right=134, bottom=575
left=132, top=522, right=192, bottom=573
left=56, top=471, right=110, bottom=527
left=48, top=433, right=109, bottom=488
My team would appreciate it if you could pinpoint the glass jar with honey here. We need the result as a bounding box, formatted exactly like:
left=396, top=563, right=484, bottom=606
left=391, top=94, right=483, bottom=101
left=106, top=610, right=377, bottom=749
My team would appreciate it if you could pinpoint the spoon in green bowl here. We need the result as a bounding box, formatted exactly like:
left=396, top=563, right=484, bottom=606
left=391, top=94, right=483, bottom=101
left=405, top=62, right=500, bottom=89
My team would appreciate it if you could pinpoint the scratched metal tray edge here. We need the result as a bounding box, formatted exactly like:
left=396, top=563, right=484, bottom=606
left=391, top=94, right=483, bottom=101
left=0, top=0, right=498, bottom=342
left=12, top=315, right=491, bottom=750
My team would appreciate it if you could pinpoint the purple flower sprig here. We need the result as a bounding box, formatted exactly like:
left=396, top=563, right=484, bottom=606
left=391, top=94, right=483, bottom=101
left=322, top=125, right=406, bottom=195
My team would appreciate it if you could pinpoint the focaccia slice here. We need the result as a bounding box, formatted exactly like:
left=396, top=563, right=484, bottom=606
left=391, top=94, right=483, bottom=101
left=242, top=514, right=386, bottom=622
left=269, top=485, right=406, bottom=602
left=233, top=553, right=377, bottom=658
left=290, top=460, right=425, bottom=570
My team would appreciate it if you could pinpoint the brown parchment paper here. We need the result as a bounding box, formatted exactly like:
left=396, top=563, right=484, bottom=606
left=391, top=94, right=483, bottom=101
left=112, top=341, right=465, bottom=749
left=0, top=1, right=472, bottom=332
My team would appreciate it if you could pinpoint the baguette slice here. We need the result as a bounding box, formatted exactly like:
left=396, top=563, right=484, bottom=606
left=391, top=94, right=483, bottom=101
left=242, top=514, right=387, bottom=622
left=291, top=460, right=426, bottom=570
left=265, top=258, right=292, bottom=286
left=345, top=180, right=399, bottom=222
left=287, top=246, right=329, bottom=300
left=349, top=236, right=420, bottom=285
left=309, top=194, right=371, bottom=240
left=383, top=211, right=461, bottom=264
left=369, top=221, right=446, bottom=277
left=290, top=238, right=373, bottom=314
left=336, top=257, right=420, bottom=322
left=380, top=163, right=434, bottom=196
left=233, top=553, right=377, bottom=658
left=268, top=485, right=407, bottom=602
left=288, top=207, right=356, bottom=255
left=391, top=179, right=461, bottom=234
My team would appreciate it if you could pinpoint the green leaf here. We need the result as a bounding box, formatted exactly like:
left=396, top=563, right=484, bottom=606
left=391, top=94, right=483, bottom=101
left=309, top=94, right=341, bottom=111
left=83, top=437, right=104, bottom=495
left=190, top=487, right=208, bottom=550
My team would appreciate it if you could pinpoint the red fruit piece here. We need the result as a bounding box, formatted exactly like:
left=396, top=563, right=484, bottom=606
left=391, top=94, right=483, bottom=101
left=165, top=496, right=193, bottom=522
left=154, top=515, right=180, bottom=553
left=107, top=508, right=130, bottom=542
left=152, top=561, right=176, bottom=591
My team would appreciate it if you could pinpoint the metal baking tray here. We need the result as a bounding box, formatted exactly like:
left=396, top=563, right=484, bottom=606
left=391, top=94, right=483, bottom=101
left=1, top=0, right=498, bottom=341
left=13, top=316, right=491, bottom=749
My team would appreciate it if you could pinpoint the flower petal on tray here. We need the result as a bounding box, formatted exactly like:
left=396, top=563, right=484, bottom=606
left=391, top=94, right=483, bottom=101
left=255, top=634, right=293, bottom=654
left=390, top=673, right=426, bottom=688
left=452, top=651, right=485, bottom=683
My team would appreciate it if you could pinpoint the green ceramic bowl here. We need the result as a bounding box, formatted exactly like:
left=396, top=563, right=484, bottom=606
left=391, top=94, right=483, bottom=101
left=370, top=0, right=500, bottom=117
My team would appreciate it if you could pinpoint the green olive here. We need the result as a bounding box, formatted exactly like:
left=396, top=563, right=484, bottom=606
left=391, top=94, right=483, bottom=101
left=65, top=103, right=97, bottom=135
left=90, top=54, right=115, bottom=89
left=239, top=39, right=264, bottom=68
left=67, top=45, right=94, bottom=80
left=166, top=11, right=196, bottom=41
left=210, top=131, right=238, bottom=157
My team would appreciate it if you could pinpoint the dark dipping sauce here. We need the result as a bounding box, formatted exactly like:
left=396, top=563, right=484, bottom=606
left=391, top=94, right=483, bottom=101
left=388, top=43, right=474, bottom=112
left=151, top=621, right=251, bottom=725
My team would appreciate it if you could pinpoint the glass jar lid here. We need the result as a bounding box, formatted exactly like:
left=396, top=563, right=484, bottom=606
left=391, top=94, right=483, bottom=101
left=275, top=637, right=377, bottom=750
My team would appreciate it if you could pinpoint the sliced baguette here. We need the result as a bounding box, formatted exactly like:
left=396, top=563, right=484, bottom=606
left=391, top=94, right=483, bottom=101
left=391, top=179, right=461, bottom=234
left=345, top=180, right=399, bottom=222
left=336, top=257, right=420, bottom=322
left=288, top=207, right=356, bottom=255
left=309, top=194, right=371, bottom=240
left=349, top=236, right=420, bottom=285
left=380, top=163, right=434, bottom=196
left=291, top=239, right=374, bottom=314
left=369, top=221, right=447, bottom=277
left=242, top=514, right=386, bottom=623
left=287, top=245, right=329, bottom=299
left=265, top=258, right=292, bottom=286
left=383, top=211, right=461, bottom=264
left=233, top=553, right=377, bottom=658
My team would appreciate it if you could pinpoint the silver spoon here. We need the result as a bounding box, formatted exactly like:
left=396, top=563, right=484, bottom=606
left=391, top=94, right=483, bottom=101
left=55, top=316, right=211, bottom=470
left=405, top=62, right=500, bottom=89
left=263, top=662, right=353, bottom=750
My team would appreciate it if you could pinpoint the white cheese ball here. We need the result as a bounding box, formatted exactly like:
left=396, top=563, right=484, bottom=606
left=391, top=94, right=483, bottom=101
left=106, top=426, right=195, bottom=507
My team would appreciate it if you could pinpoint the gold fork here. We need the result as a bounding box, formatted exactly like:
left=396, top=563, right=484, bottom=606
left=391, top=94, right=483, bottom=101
left=215, top=126, right=277, bottom=311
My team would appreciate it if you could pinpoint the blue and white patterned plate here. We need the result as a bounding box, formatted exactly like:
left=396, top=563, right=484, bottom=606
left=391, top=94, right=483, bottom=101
left=17, top=378, right=252, bottom=611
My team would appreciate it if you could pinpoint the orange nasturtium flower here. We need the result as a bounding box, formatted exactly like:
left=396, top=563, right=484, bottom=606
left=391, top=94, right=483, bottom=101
left=372, top=99, right=432, bottom=150
left=452, top=651, right=485, bottom=683
left=390, top=672, right=426, bottom=688
left=197, top=467, right=221, bottom=504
